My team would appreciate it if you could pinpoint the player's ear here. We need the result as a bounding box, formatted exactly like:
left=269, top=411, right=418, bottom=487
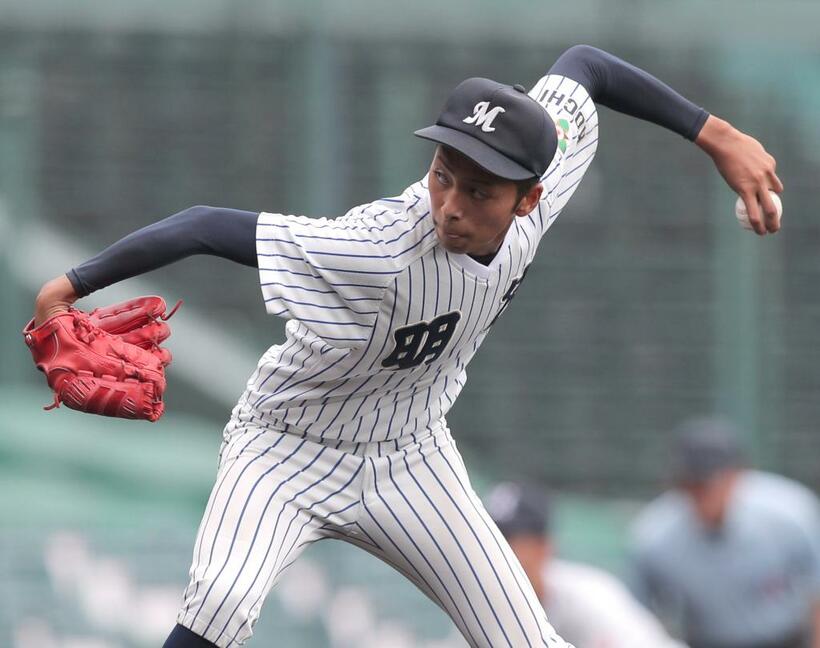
left=514, top=182, right=543, bottom=216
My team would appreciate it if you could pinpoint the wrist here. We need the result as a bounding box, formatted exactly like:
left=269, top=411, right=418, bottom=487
left=695, top=115, right=736, bottom=156
left=34, top=275, right=79, bottom=326
left=37, top=274, right=78, bottom=302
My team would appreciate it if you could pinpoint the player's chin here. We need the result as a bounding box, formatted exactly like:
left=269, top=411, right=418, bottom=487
left=441, top=238, right=471, bottom=254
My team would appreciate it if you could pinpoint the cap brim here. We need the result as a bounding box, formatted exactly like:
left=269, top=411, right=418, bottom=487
left=414, top=125, right=536, bottom=181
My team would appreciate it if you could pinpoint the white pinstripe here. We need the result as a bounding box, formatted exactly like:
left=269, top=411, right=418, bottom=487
left=179, top=74, right=596, bottom=646
left=180, top=423, right=567, bottom=648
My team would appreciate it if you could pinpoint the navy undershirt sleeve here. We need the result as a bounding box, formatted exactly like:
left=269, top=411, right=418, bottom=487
left=548, top=45, right=709, bottom=141
left=67, top=205, right=258, bottom=297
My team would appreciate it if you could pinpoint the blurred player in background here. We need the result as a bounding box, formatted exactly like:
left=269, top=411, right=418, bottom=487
left=629, top=418, right=820, bottom=648
left=486, top=482, right=688, bottom=648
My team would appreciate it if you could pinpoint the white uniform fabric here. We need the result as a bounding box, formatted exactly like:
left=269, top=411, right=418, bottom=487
left=543, top=560, right=689, bottom=648
left=177, top=73, right=598, bottom=647
left=233, top=73, right=597, bottom=444
left=629, top=471, right=820, bottom=648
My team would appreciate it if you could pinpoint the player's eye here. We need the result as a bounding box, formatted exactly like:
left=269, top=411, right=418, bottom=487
left=471, top=188, right=489, bottom=201
left=434, top=169, right=450, bottom=185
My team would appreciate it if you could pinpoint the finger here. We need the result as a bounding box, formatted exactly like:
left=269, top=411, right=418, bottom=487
left=742, top=192, right=766, bottom=236
left=758, top=189, right=780, bottom=234
left=769, top=171, right=784, bottom=194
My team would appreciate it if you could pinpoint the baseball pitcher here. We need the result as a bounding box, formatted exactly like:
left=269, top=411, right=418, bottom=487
left=27, top=45, right=782, bottom=648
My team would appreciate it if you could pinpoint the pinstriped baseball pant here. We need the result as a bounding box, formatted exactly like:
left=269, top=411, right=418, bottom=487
left=176, top=420, right=570, bottom=648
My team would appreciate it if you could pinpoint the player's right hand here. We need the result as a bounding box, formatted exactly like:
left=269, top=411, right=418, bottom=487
left=696, top=115, right=783, bottom=236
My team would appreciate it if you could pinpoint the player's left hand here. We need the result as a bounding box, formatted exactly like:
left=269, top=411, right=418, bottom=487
left=23, top=292, right=180, bottom=421
left=696, top=115, right=784, bottom=235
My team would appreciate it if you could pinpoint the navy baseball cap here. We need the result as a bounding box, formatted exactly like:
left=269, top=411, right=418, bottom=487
left=671, top=417, right=744, bottom=483
left=484, top=482, right=551, bottom=538
left=415, top=78, right=557, bottom=181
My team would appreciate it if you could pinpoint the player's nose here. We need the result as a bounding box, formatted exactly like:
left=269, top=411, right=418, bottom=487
left=441, top=190, right=465, bottom=220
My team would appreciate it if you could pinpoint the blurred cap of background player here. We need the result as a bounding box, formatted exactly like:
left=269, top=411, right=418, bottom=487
left=485, top=481, right=550, bottom=538
left=671, top=417, right=744, bottom=485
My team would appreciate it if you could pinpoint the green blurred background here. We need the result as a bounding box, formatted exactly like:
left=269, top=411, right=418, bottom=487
left=1, top=1, right=818, bottom=646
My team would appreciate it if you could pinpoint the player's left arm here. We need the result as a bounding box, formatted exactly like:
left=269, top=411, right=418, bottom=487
left=33, top=205, right=258, bottom=326
left=549, top=45, right=783, bottom=236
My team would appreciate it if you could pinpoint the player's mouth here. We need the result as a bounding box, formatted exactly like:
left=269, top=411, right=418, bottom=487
left=439, top=229, right=469, bottom=249
left=432, top=214, right=469, bottom=248
left=437, top=229, right=470, bottom=253
left=435, top=221, right=466, bottom=240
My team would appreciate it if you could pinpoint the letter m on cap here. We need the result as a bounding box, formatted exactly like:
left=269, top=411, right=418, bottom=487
left=463, top=101, right=506, bottom=133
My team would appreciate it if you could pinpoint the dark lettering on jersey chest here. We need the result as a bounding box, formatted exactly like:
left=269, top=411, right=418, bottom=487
left=487, top=264, right=531, bottom=329
left=382, top=310, right=461, bottom=370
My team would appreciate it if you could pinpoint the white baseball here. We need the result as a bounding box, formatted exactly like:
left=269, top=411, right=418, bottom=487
left=735, top=191, right=782, bottom=231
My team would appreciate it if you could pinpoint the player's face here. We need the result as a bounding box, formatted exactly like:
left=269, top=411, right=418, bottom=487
left=506, top=534, right=552, bottom=601
left=680, top=469, right=740, bottom=529
left=428, top=146, right=542, bottom=256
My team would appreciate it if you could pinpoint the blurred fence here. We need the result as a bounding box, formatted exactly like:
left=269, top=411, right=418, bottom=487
left=1, top=1, right=819, bottom=645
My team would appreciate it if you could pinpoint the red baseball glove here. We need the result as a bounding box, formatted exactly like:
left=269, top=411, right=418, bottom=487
left=23, top=296, right=181, bottom=422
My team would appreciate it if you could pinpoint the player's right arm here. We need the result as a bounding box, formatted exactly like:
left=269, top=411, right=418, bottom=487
left=542, top=45, right=782, bottom=235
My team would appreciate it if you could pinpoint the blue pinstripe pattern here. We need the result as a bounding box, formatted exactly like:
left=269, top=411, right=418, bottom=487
left=189, top=439, right=315, bottom=625
left=322, top=523, right=450, bottom=610
left=259, top=281, right=381, bottom=301
left=364, top=455, right=489, bottom=646
left=180, top=71, right=596, bottom=648
left=183, top=422, right=564, bottom=647
left=182, top=425, right=279, bottom=609
left=430, top=432, right=552, bottom=643
left=263, top=295, right=378, bottom=315
left=200, top=449, right=342, bottom=636
left=261, top=256, right=403, bottom=275
left=388, top=451, right=514, bottom=647
left=181, top=434, right=302, bottom=624
left=252, top=334, right=317, bottom=398
left=414, top=436, right=535, bottom=645
left=219, top=460, right=365, bottom=643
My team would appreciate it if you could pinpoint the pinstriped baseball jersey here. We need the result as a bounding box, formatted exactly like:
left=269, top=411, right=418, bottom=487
left=232, top=74, right=598, bottom=444
left=178, top=73, right=598, bottom=648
